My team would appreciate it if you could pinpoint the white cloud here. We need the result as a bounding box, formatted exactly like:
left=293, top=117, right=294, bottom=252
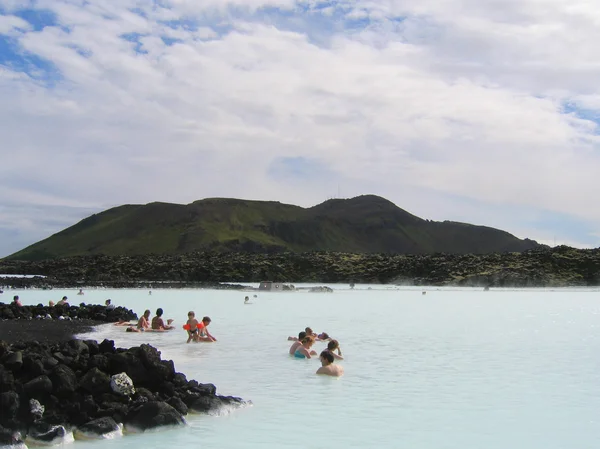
left=0, top=14, right=31, bottom=34
left=1, top=0, right=600, bottom=256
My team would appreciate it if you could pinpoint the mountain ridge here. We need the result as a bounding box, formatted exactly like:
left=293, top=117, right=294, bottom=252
left=6, top=194, right=541, bottom=260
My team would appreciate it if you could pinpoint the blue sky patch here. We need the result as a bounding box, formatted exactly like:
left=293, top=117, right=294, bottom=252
left=120, top=32, right=148, bottom=54
left=161, top=36, right=182, bottom=46
left=0, top=35, right=62, bottom=84
left=13, top=8, right=58, bottom=31
left=562, top=101, right=600, bottom=131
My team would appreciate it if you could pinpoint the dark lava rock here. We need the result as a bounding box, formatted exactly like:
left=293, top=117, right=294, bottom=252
left=76, top=417, right=121, bottom=438
left=23, top=375, right=53, bottom=396
left=27, top=421, right=69, bottom=445
left=4, top=351, right=23, bottom=372
left=126, top=401, right=186, bottom=431
left=50, top=364, right=77, bottom=397
left=0, top=391, right=20, bottom=423
left=79, top=367, right=111, bottom=395
left=0, top=427, right=24, bottom=447
left=189, top=395, right=246, bottom=414
left=0, top=339, right=248, bottom=441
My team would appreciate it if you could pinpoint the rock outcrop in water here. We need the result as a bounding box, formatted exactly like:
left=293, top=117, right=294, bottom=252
left=1, top=246, right=599, bottom=288
left=0, top=303, right=137, bottom=322
left=0, top=339, right=249, bottom=447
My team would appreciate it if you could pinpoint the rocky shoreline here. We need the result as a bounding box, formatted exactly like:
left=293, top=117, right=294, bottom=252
left=1, top=245, right=599, bottom=288
left=0, top=339, right=248, bottom=447
left=0, top=304, right=249, bottom=447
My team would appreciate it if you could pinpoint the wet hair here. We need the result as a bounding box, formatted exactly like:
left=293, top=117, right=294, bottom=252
left=144, top=309, right=151, bottom=316
left=327, top=340, right=339, bottom=351
left=301, top=336, right=315, bottom=346
left=319, top=332, right=330, bottom=340
left=188, top=311, right=195, bottom=317
left=202, top=316, right=211, bottom=323
left=320, top=350, right=334, bottom=364
left=305, top=327, right=313, bottom=334
left=156, top=308, right=163, bottom=316
left=298, top=331, right=307, bottom=339
left=62, top=296, right=68, bottom=300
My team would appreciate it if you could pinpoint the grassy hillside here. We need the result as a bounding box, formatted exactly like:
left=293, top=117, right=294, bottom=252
left=6, top=195, right=540, bottom=260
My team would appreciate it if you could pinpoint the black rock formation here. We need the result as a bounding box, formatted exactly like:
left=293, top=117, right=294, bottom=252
left=0, top=339, right=249, bottom=441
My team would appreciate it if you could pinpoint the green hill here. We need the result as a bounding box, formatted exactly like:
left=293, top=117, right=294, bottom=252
left=6, top=195, right=540, bottom=260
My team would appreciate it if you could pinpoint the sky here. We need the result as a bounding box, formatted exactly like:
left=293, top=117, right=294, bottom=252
left=1, top=0, right=599, bottom=257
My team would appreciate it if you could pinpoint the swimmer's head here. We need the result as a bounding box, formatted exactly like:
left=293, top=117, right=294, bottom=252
left=305, top=327, right=313, bottom=335
left=320, top=350, right=334, bottom=365
left=327, top=340, right=339, bottom=351
left=298, top=331, right=307, bottom=340
left=318, top=332, right=329, bottom=340
left=202, top=316, right=211, bottom=324
left=144, top=309, right=151, bottom=316
left=156, top=308, right=163, bottom=316
left=188, top=311, right=195, bottom=317
left=301, top=336, right=315, bottom=347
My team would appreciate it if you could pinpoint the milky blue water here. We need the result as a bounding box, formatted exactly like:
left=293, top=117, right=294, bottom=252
left=12, top=286, right=600, bottom=449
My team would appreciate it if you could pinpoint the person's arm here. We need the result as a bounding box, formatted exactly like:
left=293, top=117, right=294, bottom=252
left=206, top=329, right=217, bottom=341
left=300, top=347, right=311, bottom=358
left=332, top=352, right=344, bottom=360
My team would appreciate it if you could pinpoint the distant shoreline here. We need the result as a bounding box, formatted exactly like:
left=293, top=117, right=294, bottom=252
left=1, top=246, right=599, bottom=288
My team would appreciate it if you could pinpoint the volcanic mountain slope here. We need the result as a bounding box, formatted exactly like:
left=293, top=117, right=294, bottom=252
left=6, top=195, right=540, bottom=260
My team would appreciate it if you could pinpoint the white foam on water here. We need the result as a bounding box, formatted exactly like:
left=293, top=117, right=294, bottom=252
left=25, top=431, right=74, bottom=447
left=0, top=444, right=28, bottom=449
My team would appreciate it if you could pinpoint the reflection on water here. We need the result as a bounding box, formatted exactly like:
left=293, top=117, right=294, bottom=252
left=13, top=287, right=600, bottom=448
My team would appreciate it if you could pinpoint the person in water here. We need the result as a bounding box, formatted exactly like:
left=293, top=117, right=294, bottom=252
left=316, top=350, right=344, bottom=377
left=317, top=332, right=330, bottom=341
left=289, top=331, right=307, bottom=354
left=195, top=316, right=216, bottom=342
left=137, top=309, right=151, bottom=330
left=305, top=327, right=317, bottom=338
left=77, top=289, right=84, bottom=295
left=288, top=329, right=307, bottom=341
left=327, top=340, right=344, bottom=360
left=151, top=308, right=175, bottom=330
left=244, top=296, right=250, bottom=304
left=185, top=311, right=200, bottom=343
left=114, top=319, right=132, bottom=326
left=12, top=295, right=23, bottom=307
left=105, top=299, right=115, bottom=310
left=56, top=296, right=69, bottom=306
left=294, top=336, right=317, bottom=359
